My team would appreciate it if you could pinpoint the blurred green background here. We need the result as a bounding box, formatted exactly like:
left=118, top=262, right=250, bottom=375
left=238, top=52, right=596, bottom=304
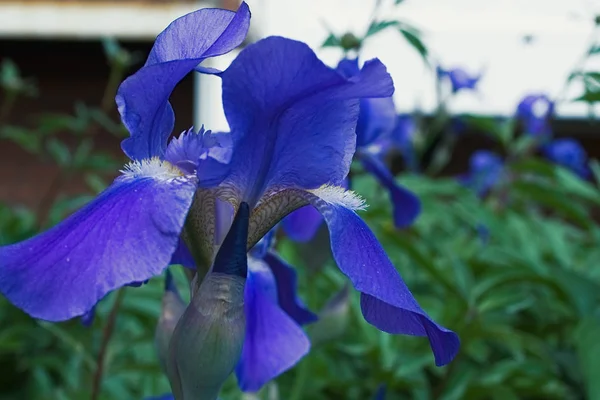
left=1, top=0, right=600, bottom=399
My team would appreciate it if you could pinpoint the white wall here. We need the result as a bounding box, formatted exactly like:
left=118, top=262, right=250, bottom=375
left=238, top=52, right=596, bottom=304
left=198, top=0, right=600, bottom=131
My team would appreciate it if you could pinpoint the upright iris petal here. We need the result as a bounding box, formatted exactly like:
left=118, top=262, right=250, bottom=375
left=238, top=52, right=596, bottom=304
left=218, top=39, right=393, bottom=205
left=543, top=138, right=590, bottom=178
left=117, top=3, right=250, bottom=160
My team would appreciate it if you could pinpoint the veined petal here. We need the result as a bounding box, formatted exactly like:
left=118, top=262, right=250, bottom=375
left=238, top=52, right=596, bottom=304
left=282, top=205, right=323, bottom=243
left=0, top=161, right=196, bottom=321
left=117, top=3, right=250, bottom=160
left=307, top=195, right=459, bottom=366
left=264, top=252, right=317, bottom=325
left=236, top=264, right=310, bottom=392
left=359, top=152, right=420, bottom=228
left=219, top=36, right=394, bottom=205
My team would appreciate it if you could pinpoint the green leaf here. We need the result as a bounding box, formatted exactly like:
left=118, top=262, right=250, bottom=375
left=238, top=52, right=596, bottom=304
left=554, top=167, right=600, bottom=205
left=365, top=20, right=398, bottom=38
left=512, top=180, right=592, bottom=228
left=398, top=28, right=428, bottom=61
left=0, top=126, right=41, bottom=153
left=321, top=33, right=341, bottom=48
left=46, top=138, right=72, bottom=166
left=574, top=88, right=600, bottom=103
left=590, top=158, right=600, bottom=184
left=575, top=318, right=600, bottom=400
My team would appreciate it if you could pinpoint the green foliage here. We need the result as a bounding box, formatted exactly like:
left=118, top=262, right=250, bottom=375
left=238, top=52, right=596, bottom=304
left=321, top=0, right=428, bottom=64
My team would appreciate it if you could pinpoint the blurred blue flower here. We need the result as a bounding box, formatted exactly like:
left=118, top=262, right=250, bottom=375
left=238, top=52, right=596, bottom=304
left=460, top=150, right=504, bottom=196
left=476, top=223, right=490, bottom=246
left=392, top=114, right=418, bottom=171
left=374, top=384, right=387, bottom=400
left=437, top=66, right=481, bottom=93
left=543, top=138, right=590, bottom=178
left=0, top=1, right=459, bottom=385
left=339, top=58, right=421, bottom=229
left=516, top=93, right=554, bottom=137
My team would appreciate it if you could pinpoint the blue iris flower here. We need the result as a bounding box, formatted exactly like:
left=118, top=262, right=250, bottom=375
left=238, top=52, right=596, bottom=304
left=436, top=66, right=481, bottom=93
left=516, top=93, right=554, bottom=137
left=340, top=58, right=421, bottom=230
left=460, top=150, right=504, bottom=196
left=0, top=1, right=458, bottom=385
left=543, top=138, right=590, bottom=179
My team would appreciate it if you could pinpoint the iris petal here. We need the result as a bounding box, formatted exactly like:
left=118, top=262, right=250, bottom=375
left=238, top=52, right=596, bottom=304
left=236, top=267, right=310, bottom=392
left=312, top=202, right=459, bottom=366
left=281, top=205, right=323, bottom=243
left=0, top=174, right=196, bottom=321
left=356, top=96, right=397, bottom=148
left=219, top=36, right=394, bottom=204
left=264, top=252, right=317, bottom=325
left=359, top=152, right=420, bottom=228
left=169, top=239, right=196, bottom=269
left=117, top=3, right=250, bottom=160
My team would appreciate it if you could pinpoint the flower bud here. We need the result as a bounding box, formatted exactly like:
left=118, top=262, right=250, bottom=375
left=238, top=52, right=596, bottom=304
left=166, top=203, right=250, bottom=400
